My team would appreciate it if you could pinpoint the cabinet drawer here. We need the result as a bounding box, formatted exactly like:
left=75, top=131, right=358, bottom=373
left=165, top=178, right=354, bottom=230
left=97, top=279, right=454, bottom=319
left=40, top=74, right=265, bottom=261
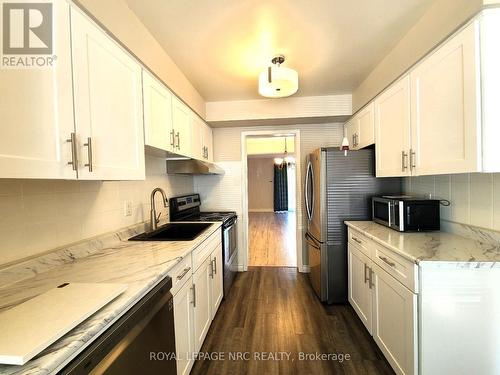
left=169, top=254, right=193, bottom=295
left=348, top=229, right=372, bottom=258
left=192, top=229, right=221, bottom=272
left=372, top=243, right=418, bottom=293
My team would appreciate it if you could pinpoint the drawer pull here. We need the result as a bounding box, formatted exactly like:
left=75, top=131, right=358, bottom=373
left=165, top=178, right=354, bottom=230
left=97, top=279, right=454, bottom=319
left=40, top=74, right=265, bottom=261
left=364, top=263, right=369, bottom=284
left=379, top=256, right=396, bottom=268
left=352, top=236, right=362, bottom=244
left=176, top=267, right=191, bottom=280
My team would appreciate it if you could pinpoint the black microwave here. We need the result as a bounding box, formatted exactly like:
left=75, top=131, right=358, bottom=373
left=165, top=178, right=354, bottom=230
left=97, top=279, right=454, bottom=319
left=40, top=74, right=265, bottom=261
left=372, top=196, right=440, bottom=232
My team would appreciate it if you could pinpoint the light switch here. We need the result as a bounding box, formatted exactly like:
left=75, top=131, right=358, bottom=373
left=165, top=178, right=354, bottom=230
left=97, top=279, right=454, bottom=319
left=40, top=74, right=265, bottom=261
left=124, top=200, right=133, bottom=216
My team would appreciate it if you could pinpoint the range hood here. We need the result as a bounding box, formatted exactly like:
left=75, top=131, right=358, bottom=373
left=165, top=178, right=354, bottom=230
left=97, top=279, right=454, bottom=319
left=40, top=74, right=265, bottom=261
left=166, top=158, right=224, bottom=175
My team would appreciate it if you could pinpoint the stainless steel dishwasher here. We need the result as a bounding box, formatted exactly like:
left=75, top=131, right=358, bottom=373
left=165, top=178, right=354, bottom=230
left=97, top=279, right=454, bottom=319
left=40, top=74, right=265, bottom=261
left=60, top=276, right=176, bottom=375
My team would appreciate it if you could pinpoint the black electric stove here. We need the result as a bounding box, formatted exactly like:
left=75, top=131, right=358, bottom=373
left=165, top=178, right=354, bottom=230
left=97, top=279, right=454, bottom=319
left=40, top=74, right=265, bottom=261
left=169, top=194, right=237, bottom=297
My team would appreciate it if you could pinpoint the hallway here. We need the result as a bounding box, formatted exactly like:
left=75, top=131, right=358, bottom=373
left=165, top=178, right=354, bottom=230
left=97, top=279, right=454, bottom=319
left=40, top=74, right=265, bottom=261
left=248, top=212, right=296, bottom=267
left=190, top=267, right=393, bottom=375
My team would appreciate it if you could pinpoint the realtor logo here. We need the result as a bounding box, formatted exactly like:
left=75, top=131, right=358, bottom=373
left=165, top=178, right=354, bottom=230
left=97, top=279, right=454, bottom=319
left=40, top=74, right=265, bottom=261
left=1, top=1, right=55, bottom=68
left=3, top=2, right=52, bottom=54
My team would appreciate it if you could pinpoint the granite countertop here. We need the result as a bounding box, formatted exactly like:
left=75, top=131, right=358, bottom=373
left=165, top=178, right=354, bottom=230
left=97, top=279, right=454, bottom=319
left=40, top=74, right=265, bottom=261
left=345, top=221, right=500, bottom=264
left=0, top=222, right=222, bottom=375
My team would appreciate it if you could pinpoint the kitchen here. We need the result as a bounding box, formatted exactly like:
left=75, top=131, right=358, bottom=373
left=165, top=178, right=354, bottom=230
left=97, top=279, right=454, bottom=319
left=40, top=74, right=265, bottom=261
left=0, top=0, right=499, bottom=374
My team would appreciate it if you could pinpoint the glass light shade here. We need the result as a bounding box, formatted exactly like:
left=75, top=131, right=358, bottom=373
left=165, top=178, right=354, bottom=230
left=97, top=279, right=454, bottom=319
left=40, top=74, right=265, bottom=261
left=274, top=157, right=284, bottom=165
left=259, top=66, right=298, bottom=98
left=284, top=155, right=295, bottom=164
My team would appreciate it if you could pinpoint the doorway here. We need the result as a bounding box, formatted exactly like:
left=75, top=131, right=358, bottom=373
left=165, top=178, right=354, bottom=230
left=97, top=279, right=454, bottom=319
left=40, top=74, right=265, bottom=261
left=245, top=134, right=298, bottom=267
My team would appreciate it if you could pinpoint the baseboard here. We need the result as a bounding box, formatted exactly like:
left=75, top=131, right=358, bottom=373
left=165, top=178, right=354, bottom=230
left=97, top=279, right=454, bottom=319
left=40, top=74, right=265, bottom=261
left=248, top=209, right=274, bottom=213
left=299, top=265, right=310, bottom=273
left=237, top=264, right=246, bottom=272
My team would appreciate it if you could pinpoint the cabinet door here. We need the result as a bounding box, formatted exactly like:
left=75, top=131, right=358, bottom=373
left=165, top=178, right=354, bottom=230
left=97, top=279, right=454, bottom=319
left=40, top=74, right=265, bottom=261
left=142, top=70, right=173, bottom=151
left=192, top=257, right=212, bottom=352
left=173, top=279, right=195, bottom=375
left=357, top=102, right=375, bottom=149
left=190, top=116, right=204, bottom=160
left=172, top=97, right=192, bottom=157
left=410, top=22, right=480, bottom=175
left=0, top=0, right=76, bottom=179
left=71, top=8, right=145, bottom=180
left=348, top=243, right=373, bottom=334
left=210, top=244, right=224, bottom=318
left=203, top=124, right=213, bottom=161
left=372, top=263, right=417, bottom=375
left=344, top=118, right=359, bottom=150
left=375, top=76, right=411, bottom=177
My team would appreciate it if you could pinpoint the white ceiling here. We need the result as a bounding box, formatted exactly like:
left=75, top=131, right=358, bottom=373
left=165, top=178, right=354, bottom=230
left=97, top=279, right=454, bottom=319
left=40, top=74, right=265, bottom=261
left=126, top=0, right=435, bottom=101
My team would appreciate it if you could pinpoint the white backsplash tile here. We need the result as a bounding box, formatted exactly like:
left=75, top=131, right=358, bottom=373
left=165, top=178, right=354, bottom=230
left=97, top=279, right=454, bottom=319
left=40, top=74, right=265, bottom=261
left=405, top=172, right=500, bottom=233
left=0, top=155, right=194, bottom=267
left=470, top=173, right=493, bottom=228
left=494, top=174, right=500, bottom=231
left=450, top=173, right=470, bottom=224
left=434, top=174, right=451, bottom=220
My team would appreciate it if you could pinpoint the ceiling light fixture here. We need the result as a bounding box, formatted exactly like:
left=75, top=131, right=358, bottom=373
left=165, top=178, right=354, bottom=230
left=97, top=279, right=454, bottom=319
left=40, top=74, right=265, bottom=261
left=258, top=55, right=298, bottom=98
left=275, top=138, right=295, bottom=168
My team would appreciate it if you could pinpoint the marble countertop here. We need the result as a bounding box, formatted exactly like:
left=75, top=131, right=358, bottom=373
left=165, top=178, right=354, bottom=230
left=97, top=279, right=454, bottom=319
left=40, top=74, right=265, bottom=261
left=345, top=221, right=500, bottom=264
left=0, top=222, right=222, bottom=375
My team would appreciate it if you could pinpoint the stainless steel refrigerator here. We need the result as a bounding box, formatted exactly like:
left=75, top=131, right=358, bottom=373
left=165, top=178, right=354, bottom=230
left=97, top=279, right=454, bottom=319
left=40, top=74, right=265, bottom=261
left=304, top=148, right=401, bottom=304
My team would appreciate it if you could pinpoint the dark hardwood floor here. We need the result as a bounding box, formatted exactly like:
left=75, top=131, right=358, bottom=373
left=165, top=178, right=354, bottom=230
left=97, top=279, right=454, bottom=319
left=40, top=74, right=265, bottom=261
left=191, top=267, right=394, bottom=375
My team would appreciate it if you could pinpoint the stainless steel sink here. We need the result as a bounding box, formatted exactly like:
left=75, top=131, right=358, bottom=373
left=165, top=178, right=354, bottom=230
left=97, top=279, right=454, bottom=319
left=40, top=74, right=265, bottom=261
left=129, top=222, right=211, bottom=241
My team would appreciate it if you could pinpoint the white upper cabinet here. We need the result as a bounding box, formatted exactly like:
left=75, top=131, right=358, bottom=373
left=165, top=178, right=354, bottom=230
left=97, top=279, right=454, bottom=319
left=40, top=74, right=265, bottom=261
left=344, top=118, right=358, bottom=150
left=203, top=123, right=213, bottom=162
left=142, top=70, right=173, bottom=152
left=344, top=103, right=375, bottom=150
left=0, top=0, right=76, bottom=179
left=356, top=102, right=375, bottom=149
left=375, top=76, right=411, bottom=177
left=190, top=116, right=205, bottom=161
left=410, top=22, right=480, bottom=176
left=71, top=8, right=145, bottom=180
left=172, top=97, right=193, bottom=157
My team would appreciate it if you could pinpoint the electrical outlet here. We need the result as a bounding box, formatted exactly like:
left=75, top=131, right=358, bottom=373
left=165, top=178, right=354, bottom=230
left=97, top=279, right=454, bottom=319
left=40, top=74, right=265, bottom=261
left=124, top=200, right=133, bottom=217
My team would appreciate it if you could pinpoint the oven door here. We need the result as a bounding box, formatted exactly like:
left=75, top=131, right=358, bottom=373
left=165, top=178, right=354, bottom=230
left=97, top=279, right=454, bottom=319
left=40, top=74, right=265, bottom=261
left=223, top=219, right=238, bottom=296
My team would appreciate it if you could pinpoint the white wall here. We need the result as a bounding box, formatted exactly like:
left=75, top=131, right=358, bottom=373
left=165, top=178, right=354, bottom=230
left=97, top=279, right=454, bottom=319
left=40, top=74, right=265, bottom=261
left=247, top=158, right=274, bottom=212
left=194, top=123, right=344, bottom=268
left=404, top=173, right=500, bottom=231
left=0, top=155, right=193, bottom=266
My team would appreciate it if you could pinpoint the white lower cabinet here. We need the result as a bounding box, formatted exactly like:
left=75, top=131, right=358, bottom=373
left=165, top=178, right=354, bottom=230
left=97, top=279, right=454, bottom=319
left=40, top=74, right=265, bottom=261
left=173, top=279, right=196, bottom=375
left=348, top=228, right=417, bottom=375
left=193, top=256, right=213, bottom=352
left=372, top=263, right=417, bottom=375
left=172, top=229, right=223, bottom=374
left=347, top=243, right=373, bottom=334
left=210, top=245, right=224, bottom=318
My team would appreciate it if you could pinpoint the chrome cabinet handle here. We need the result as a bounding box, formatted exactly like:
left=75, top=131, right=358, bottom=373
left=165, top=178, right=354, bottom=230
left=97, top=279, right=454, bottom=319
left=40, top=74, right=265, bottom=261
left=209, top=259, right=214, bottom=278
left=401, top=151, right=408, bottom=171
left=175, top=132, right=180, bottom=149
left=213, top=257, right=217, bottom=275
left=364, top=263, right=369, bottom=284
left=66, top=132, right=78, bottom=171
left=176, top=267, right=191, bottom=280
left=410, top=149, right=416, bottom=171
left=170, top=130, right=175, bottom=148
left=368, top=268, right=374, bottom=289
left=352, top=236, right=362, bottom=244
left=379, top=256, right=396, bottom=268
left=84, top=137, right=93, bottom=172
left=191, top=284, right=196, bottom=307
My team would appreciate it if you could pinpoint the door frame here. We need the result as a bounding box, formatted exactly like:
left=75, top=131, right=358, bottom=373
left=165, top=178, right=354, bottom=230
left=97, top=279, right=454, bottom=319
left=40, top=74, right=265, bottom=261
left=240, top=129, right=304, bottom=272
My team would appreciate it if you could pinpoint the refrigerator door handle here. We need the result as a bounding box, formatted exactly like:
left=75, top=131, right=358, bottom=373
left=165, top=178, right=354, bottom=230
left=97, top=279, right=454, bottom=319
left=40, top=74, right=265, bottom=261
left=304, top=161, right=314, bottom=221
